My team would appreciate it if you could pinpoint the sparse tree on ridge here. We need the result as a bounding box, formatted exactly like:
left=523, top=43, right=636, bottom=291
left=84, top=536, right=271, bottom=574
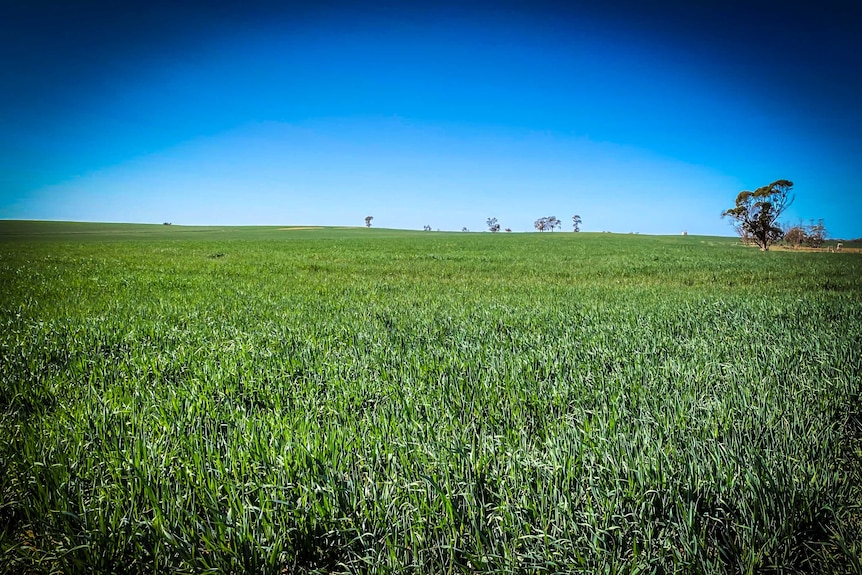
left=722, top=180, right=793, bottom=251
left=487, top=217, right=501, bottom=232
left=423, top=225, right=432, bottom=231
left=572, top=215, right=582, bottom=232
left=533, top=216, right=563, bottom=232
left=365, top=216, right=374, bottom=228
left=534, top=216, right=561, bottom=232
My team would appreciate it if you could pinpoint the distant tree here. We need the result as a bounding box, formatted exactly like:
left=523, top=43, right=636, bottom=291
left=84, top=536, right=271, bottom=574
left=486, top=217, right=501, bottom=232
left=807, top=219, right=827, bottom=248
left=462, top=227, right=469, bottom=232
left=423, top=225, right=432, bottom=231
left=533, top=216, right=563, bottom=232
left=783, top=225, right=806, bottom=247
left=785, top=219, right=827, bottom=248
left=504, top=228, right=512, bottom=233
left=534, top=216, right=560, bottom=232
left=572, top=214, right=582, bottom=232
left=365, top=216, right=373, bottom=228
left=722, top=180, right=794, bottom=251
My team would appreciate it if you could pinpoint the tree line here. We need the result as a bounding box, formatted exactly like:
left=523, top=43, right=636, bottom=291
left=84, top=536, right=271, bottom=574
left=365, top=180, right=827, bottom=247
left=364, top=215, right=584, bottom=233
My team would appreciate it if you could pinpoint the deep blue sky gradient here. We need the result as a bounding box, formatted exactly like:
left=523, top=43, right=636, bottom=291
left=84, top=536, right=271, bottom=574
left=2, top=0, right=860, bottom=236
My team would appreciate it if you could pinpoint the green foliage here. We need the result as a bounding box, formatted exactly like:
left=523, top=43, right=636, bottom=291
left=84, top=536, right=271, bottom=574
left=1, top=222, right=861, bottom=574
left=723, top=180, right=794, bottom=251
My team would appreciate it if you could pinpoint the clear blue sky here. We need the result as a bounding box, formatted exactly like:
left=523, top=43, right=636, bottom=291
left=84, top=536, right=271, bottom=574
left=2, top=0, right=860, bottom=236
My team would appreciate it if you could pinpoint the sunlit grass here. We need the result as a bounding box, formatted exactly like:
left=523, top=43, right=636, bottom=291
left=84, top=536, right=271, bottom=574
left=1, top=222, right=861, bottom=573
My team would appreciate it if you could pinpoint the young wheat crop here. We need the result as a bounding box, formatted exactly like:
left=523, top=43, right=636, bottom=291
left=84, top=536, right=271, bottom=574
left=1, top=223, right=860, bottom=573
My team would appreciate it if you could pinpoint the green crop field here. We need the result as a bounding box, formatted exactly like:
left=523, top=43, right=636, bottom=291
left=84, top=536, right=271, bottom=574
left=1, top=221, right=861, bottom=574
